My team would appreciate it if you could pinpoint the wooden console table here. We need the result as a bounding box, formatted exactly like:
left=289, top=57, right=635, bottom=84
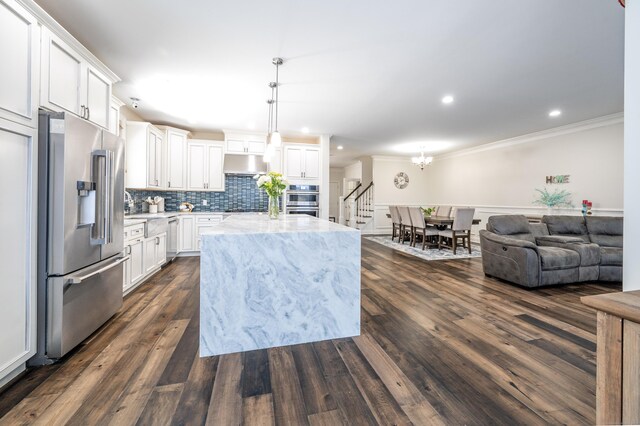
left=582, top=290, right=640, bottom=425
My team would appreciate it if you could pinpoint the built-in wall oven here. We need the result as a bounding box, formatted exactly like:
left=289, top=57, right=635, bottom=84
left=285, top=185, right=320, bottom=217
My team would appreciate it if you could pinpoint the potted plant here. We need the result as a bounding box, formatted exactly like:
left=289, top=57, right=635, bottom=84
left=533, top=187, right=573, bottom=214
left=421, top=206, right=435, bottom=217
left=255, top=172, right=288, bottom=219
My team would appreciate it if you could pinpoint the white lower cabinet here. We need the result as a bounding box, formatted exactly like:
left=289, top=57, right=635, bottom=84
left=155, top=233, right=167, bottom=267
left=143, top=233, right=166, bottom=275
left=179, top=215, right=223, bottom=252
left=123, top=236, right=144, bottom=294
left=179, top=216, right=196, bottom=251
left=123, top=227, right=166, bottom=295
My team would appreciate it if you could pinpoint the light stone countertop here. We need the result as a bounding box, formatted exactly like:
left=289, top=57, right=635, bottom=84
left=200, top=214, right=358, bottom=236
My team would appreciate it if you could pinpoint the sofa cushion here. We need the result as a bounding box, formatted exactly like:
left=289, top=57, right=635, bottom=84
left=542, top=216, right=590, bottom=242
left=600, top=246, right=623, bottom=266
left=586, top=216, right=623, bottom=248
left=537, top=246, right=581, bottom=271
left=486, top=215, right=535, bottom=244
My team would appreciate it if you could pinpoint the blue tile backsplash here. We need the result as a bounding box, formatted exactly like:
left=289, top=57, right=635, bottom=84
left=126, top=175, right=270, bottom=213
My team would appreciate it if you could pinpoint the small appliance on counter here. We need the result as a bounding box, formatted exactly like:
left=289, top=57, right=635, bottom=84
left=180, top=202, right=194, bottom=212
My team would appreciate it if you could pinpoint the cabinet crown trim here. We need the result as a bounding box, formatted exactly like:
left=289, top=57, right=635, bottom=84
left=16, top=0, right=120, bottom=83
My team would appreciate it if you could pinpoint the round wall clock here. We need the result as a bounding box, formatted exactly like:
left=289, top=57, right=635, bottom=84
left=394, top=172, right=409, bottom=189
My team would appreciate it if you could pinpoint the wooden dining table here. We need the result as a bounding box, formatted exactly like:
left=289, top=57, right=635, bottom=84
left=385, top=213, right=482, bottom=230
left=425, top=215, right=482, bottom=226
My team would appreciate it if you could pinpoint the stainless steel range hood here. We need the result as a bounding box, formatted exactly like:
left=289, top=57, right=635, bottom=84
left=223, top=154, right=268, bottom=175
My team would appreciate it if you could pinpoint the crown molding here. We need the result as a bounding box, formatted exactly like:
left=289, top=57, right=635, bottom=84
left=370, top=155, right=414, bottom=162
left=436, top=112, right=624, bottom=161
left=16, top=0, right=120, bottom=83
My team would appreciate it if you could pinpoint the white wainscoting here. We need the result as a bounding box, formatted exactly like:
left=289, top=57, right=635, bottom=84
left=370, top=203, right=624, bottom=242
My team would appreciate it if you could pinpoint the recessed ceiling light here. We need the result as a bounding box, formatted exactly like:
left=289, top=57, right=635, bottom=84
left=442, top=95, right=454, bottom=104
left=337, top=145, right=344, bottom=150
left=301, top=127, right=310, bottom=134
left=549, top=109, right=562, bottom=117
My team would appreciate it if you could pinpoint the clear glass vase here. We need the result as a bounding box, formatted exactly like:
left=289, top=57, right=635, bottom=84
left=268, top=194, right=280, bottom=219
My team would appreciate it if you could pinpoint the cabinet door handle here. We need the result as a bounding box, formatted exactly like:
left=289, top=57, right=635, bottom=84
left=156, top=236, right=160, bottom=245
left=87, top=107, right=90, bottom=121
left=168, top=181, right=171, bottom=188
left=80, top=105, right=86, bottom=119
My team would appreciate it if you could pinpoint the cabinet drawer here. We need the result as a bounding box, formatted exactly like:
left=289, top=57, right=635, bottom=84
left=196, top=216, right=223, bottom=224
left=124, top=224, right=144, bottom=241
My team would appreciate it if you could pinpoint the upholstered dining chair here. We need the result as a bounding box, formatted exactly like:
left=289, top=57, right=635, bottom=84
left=435, top=205, right=452, bottom=217
left=397, top=206, right=412, bottom=244
left=389, top=206, right=402, bottom=242
left=409, top=207, right=439, bottom=249
left=438, top=207, right=476, bottom=254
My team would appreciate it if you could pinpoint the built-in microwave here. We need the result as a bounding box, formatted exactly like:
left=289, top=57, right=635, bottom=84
left=286, top=184, right=319, bottom=207
left=285, top=185, right=320, bottom=217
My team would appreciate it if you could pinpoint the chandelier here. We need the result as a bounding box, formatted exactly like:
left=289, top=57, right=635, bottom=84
left=411, top=151, right=433, bottom=170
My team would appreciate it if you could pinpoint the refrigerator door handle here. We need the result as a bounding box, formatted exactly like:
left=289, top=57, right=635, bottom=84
left=65, top=256, right=130, bottom=284
left=91, top=149, right=114, bottom=244
left=105, top=149, right=114, bottom=244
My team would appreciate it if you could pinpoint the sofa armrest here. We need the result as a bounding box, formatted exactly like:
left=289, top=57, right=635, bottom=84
left=535, top=235, right=585, bottom=245
left=479, top=230, right=540, bottom=287
left=481, top=231, right=538, bottom=252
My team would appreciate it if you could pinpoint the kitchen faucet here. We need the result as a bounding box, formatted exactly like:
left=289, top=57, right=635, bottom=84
left=124, top=191, right=134, bottom=211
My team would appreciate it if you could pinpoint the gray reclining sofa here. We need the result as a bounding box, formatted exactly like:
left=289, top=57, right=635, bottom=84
left=479, top=215, right=622, bottom=288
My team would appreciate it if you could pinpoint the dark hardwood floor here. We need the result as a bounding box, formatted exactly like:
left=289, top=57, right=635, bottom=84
left=0, top=238, right=620, bottom=425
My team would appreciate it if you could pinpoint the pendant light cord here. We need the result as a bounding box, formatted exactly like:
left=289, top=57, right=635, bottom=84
left=274, top=62, right=279, bottom=132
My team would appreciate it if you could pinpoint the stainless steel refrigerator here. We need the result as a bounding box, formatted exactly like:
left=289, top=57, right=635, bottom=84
left=32, top=111, right=126, bottom=364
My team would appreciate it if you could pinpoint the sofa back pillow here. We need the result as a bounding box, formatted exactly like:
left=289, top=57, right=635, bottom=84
left=487, top=215, right=536, bottom=244
left=586, top=216, right=623, bottom=248
left=542, top=216, right=590, bottom=242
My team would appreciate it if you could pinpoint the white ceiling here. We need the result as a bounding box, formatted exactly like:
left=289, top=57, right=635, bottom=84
left=34, top=0, right=625, bottom=166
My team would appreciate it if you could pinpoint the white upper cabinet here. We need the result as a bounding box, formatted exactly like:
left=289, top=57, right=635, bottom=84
left=85, top=66, right=110, bottom=128
left=0, top=0, right=39, bottom=128
left=125, top=122, right=164, bottom=189
left=224, top=132, right=266, bottom=155
left=226, top=139, right=246, bottom=154
left=109, top=96, right=124, bottom=136
left=285, top=147, right=303, bottom=179
left=303, top=148, right=320, bottom=179
left=41, top=27, right=113, bottom=129
left=158, top=126, right=189, bottom=190
left=284, top=144, right=321, bottom=181
left=207, top=143, right=224, bottom=191
left=187, top=139, right=224, bottom=191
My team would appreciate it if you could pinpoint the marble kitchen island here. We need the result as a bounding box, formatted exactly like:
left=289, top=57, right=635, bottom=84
left=199, top=214, right=361, bottom=357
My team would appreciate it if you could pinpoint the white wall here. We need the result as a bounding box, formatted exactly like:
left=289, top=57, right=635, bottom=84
left=371, top=115, right=624, bottom=237
left=344, top=161, right=362, bottom=181
left=428, top=117, right=623, bottom=210
left=624, top=2, right=639, bottom=292
left=371, top=156, right=433, bottom=233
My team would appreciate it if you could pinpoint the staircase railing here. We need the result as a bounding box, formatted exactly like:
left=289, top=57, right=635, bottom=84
left=352, top=182, right=374, bottom=226
left=339, top=182, right=362, bottom=225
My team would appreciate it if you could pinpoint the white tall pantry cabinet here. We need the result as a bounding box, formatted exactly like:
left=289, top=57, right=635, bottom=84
left=0, top=0, right=39, bottom=387
left=0, top=0, right=120, bottom=387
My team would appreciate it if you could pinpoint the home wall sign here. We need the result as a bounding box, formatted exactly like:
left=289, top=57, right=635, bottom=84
left=546, top=175, right=570, bottom=184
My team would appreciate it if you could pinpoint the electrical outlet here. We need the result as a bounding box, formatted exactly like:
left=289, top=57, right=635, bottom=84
left=202, top=199, right=208, bottom=206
